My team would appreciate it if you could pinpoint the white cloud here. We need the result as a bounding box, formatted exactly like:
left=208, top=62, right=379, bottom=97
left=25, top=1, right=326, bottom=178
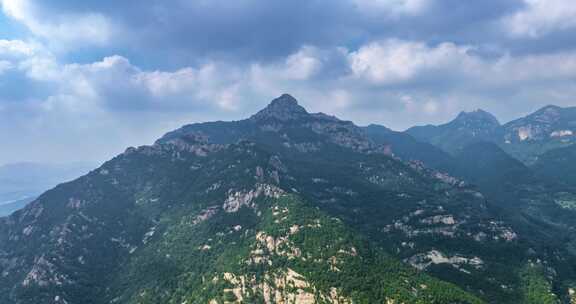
left=18, top=54, right=251, bottom=114
left=504, top=0, right=576, bottom=37
left=489, top=51, right=576, bottom=83
left=3, top=37, right=576, bottom=163
left=1, top=0, right=112, bottom=47
left=0, top=39, right=44, bottom=74
left=399, top=94, right=444, bottom=117
left=6, top=38, right=576, bottom=120
left=284, top=47, right=322, bottom=80
left=2, top=0, right=576, bottom=164
left=347, top=38, right=576, bottom=88
left=0, top=44, right=328, bottom=145
left=136, top=68, right=197, bottom=98
left=348, top=39, right=476, bottom=84
left=422, top=99, right=439, bottom=114
left=0, top=39, right=37, bottom=57
left=134, top=62, right=247, bottom=111
left=352, top=0, right=431, bottom=16
left=0, top=60, right=12, bottom=74
left=341, top=38, right=576, bottom=125
left=0, top=39, right=57, bottom=80
left=328, top=89, right=352, bottom=109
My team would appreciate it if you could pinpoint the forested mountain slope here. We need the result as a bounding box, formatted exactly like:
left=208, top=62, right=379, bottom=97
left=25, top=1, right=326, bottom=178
left=0, top=95, right=574, bottom=303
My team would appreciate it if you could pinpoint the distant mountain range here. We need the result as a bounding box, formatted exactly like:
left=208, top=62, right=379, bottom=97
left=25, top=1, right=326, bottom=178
left=0, top=95, right=575, bottom=304
left=406, top=105, right=576, bottom=164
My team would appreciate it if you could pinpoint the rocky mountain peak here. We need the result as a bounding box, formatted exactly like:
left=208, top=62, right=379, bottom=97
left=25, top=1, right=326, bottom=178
left=453, top=109, right=500, bottom=127
left=250, top=94, right=309, bottom=121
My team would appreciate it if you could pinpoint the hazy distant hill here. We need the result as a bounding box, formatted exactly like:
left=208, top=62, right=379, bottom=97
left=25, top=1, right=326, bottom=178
left=406, top=109, right=502, bottom=154
left=406, top=105, right=576, bottom=164
left=0, top=162, right=94, bottom=216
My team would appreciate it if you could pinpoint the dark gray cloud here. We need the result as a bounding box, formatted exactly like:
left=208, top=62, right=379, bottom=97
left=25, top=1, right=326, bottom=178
left=7, top=0, right=537, bottom=66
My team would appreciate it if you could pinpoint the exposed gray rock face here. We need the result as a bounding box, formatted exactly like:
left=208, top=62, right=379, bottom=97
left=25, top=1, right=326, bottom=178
left=223, top=184, right=284, bottom=213
left=406, top=250, right=484, bottom=272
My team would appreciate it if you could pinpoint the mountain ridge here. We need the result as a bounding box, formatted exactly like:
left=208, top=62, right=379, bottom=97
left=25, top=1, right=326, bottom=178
left=406, top=108, right=502, bottom=154
left=0, top=95, right=575, bottom=303
left=406, top=104, right=576, bottom=163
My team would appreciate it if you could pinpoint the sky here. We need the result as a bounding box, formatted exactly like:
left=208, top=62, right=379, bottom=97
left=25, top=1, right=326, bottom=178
left=1, top=0, right=576, bottom=165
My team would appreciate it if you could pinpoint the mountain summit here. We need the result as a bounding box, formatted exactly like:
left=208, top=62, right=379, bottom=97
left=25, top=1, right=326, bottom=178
left=160, top=94, right=376, bottom=153
left=406, top=109, right=502, bottom=154
left=501, top=104, right=576, bottom=163
left=503, top=104, right=576, bottom=142
left=453, top=109, right=500, bottom=128
left=250, top=93, right=309, bottom=121
left=407, top=104, right=576, bottom=163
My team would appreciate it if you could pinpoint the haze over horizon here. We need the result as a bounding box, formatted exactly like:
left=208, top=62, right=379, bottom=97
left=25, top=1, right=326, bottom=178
left=1, top=0, right=576, bottom=164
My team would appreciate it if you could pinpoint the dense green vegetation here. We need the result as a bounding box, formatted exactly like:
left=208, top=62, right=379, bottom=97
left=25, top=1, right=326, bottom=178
left=532, top=144, right=576, bottom=188
left=520, top=263, right=559, bottom=304
left=108, top=192, right=485, bottom=304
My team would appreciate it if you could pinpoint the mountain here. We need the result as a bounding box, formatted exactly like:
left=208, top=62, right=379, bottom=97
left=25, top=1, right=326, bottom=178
left=406, top=105, right=576, bottom=165
left=532, top=144, right=576, bottom=189
left=450, top=142, right=576, bottom=304
left=0, top=95, right=574, bottom=303
left=368, top=121, right=576, bottom=240
left=406, top=109, right=502, bottom=154
left=502, top=105, right=576, bottom=164
left=366, top=128, right=576, bottom=285
left=0, top=162, right=94, bottom=216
